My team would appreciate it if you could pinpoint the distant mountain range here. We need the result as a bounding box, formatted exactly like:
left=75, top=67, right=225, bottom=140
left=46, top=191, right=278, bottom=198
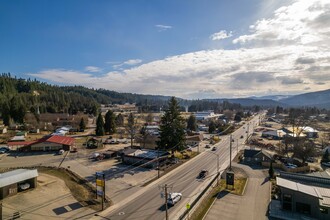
left=218, top=89, right=330, bottom=109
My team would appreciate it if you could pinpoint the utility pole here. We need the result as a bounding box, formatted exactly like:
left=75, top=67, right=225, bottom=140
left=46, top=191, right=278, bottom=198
left=246, top=123, right=250, bottom=143
left=229, top=135, right=232, bottom=171
left=165, top=184, right=169, bottom=220
left=159, top=184, right=171, bottom=220
left=157, top=148, right=160, bottom=178
left=217, top=154, right=219, bottom=186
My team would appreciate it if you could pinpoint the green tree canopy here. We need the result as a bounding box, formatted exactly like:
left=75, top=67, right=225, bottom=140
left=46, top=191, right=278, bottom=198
left=104, top=110, right=116, bottom=134
left=95, top=113, right=105, bottom=136
left=157, top=97, right=185, bottom=152
left=187, top=114, right=197, bottom=131
left=79, top=117, right=86, bottom=131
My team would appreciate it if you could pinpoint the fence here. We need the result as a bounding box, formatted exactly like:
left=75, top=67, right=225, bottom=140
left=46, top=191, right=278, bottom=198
left=261, top=162, right=310, bottom=173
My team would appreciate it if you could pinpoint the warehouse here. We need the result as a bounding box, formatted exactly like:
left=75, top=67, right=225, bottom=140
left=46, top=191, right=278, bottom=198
left=0, top=169, right=38, bottom=199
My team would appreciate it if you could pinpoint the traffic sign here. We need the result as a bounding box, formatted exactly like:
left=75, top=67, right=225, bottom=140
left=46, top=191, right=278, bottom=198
left=186, top=203, right=191, bottom=210
left=96, top=179, right=104, bottom=187
left=97, top=190, right=103, bottom=196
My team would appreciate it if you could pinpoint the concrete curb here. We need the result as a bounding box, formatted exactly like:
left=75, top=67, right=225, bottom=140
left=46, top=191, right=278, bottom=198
left=241, top=177, right=249, bottom=196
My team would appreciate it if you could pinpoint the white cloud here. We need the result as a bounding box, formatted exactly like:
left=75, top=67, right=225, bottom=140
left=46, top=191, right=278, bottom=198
left=85, top=66, right=102, bottom=72
left=113, top=59, right=142, bottom=69
left=155, top=24, right=173, bottom=32
left=210, top=30, right=233, bottom=41
left=29, top=0, right=330, bottom=99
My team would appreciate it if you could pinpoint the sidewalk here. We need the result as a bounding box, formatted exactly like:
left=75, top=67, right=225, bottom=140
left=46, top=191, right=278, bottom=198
left=205, top=163, right=270, bottom=220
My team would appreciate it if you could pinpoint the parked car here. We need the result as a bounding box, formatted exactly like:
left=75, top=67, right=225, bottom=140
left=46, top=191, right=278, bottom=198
left=211, top=146, right=217, bottom=151
left=322, top=162, right=330, bottom=167
left=167, top=192, right=182, bottom=206
left=186, top=147, right=193, bottom=152
left=0, top=149, right=6, bottom=154
left=19, top=183, right=30, bottom=190
left=285, top=163, right=297, bottom=169
left=205, top=144, right=210, bottom=148
left=197, top=169, right=208, bottom=179
left=306, top=157, right=315, bottom=163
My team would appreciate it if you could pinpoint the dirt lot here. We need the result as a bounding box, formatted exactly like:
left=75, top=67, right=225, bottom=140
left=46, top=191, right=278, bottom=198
left=2, top=172, right=97, bottom=220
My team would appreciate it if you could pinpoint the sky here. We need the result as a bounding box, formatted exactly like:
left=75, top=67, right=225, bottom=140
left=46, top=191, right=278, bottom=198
left=1, top=0, right=329, bottom=99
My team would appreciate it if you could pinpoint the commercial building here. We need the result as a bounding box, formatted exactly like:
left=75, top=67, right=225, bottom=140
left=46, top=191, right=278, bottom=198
left=270, top=172, right=330, bottom=220
left=8, top=135, right=75, bottom=151
left=121, top=148, right=169, bottom=168
left=0, top=169, right=38, bottom=199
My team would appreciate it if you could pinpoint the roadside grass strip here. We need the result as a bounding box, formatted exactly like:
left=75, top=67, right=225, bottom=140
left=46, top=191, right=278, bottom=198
left=192, top=177, right=248, bottom=220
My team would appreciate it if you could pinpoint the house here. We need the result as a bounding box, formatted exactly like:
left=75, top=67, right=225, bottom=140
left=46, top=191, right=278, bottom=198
left=185, top=134, right=204, bottom=146
left=0, top=169, right=38, bottom=199
left=270, top=173, right=330, bottom=220
left=243, top=149, right=272, bottom=164
left=261, top=129, right=287, bottom=140
left=301, top=126, right=318, bottom=138
left=0, top=126, right=7, bottom=134
left=121, top=148, right=169, bottom=168
left=8, top=135, right=75, bottom=151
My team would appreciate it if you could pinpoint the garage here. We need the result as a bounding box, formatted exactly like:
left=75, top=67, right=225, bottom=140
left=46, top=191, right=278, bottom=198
left=0, top=169, right=38, bottom=199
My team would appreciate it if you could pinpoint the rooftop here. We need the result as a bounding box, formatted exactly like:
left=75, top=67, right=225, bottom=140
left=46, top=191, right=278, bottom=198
left=277, top=177, right=330, bottom=208
left=0, top=169, right=38, bottom=188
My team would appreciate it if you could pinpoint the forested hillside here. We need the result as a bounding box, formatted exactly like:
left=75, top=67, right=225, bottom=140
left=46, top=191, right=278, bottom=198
left=0, top=73, right=173, bottom=126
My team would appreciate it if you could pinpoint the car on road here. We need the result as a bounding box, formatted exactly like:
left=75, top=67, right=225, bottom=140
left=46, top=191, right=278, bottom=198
left=197, top=169, right=208, bottom=179
left=240, top=135, right=244, bottom=139
left=211, top=146, right=217, bottom=151
left=205, top=144, right=210, bottom=148
left=167, top=192, right=182, bottom=206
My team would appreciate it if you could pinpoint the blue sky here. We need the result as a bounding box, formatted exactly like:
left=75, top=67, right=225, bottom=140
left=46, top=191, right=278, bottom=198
left=1, top=0, right=329, bottom=98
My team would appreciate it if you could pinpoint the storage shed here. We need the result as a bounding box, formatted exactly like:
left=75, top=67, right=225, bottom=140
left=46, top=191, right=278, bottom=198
left=0, top=169, right=38, bottom=199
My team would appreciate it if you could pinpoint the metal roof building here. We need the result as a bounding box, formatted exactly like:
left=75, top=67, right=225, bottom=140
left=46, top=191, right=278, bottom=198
left=0, top=169, right=38, bottom=199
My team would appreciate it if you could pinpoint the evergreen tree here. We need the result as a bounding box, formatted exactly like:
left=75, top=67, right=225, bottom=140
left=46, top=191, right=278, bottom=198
left=127, top=113, right=135, bottom=147
left=95, top=113, right=105, bottom=136
left=157, top=97, right=185, bottom=153
left=268, top=161, right=274, bottom=179
left=187, top=114, right=197, bottom=131
left=234, top=113, right=242, bottom=122
left=209, top=121, right=216, bottom=134
left=115, top=113, right=124, bottom=126
left=79, top=117, right=86, bottom=131
left=104, top=110, right=116, bottom=134
left=322, top=149, right=330, bottom=162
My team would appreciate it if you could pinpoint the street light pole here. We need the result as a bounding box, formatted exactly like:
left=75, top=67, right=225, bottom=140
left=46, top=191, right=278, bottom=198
left=217, top=154, right=219, bottom=186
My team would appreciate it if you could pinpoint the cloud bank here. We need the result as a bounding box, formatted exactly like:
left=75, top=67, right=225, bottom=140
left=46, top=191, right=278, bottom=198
left=30, top=0, right=330, bottom=99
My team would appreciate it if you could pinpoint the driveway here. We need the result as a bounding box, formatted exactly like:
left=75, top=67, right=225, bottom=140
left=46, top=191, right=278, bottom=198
left=205, top=162, right=270, bottom=220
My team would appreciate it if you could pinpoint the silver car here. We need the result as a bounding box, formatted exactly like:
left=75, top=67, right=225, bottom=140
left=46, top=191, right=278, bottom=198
left=167, top=192, right=182, bottom=206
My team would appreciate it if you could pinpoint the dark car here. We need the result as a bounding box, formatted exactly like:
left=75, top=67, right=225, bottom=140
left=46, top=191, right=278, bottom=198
left=197, top=169, right=208, bottom=179
left=211, top=146, right=217, bottom=151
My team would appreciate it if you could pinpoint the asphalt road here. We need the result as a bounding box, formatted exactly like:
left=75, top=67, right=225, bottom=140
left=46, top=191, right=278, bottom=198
left=96, top=114, right=263, bottom=220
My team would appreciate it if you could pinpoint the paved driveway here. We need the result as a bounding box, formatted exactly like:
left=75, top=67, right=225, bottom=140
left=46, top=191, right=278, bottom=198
left=205, top=163, right=270, bottom=220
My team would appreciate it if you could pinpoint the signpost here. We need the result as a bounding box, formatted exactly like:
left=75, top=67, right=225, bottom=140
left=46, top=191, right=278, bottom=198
left=95, top=171, right=105, bottom=210
left=186, top=203, right=191, bottom=220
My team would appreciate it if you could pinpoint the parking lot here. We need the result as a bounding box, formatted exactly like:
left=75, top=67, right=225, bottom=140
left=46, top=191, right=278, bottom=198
left=2, top=173, right=96, bottom=220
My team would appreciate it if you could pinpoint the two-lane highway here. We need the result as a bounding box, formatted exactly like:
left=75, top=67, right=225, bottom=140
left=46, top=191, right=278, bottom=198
left=95, top=114, right=262, bottom=220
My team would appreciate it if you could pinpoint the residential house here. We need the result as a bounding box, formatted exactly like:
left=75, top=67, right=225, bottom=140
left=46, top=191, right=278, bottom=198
left=243, top=149, right=272, bottom=164
left=185, top=134, right=204, bottom=146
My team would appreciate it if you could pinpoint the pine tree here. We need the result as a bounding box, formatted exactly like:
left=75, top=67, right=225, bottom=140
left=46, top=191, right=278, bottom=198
left=104, top=110, right=116, bottom=134
left=95, top=113, right=105, bottom=136
left=79, top=117, right=86, bottom=131
left=322, top=149, right=330, bottom=162
left=187, top=114, right=197, bottom=131
left=115, top=113, right=124, bottom=126
left=268, top=161, right=274, bottom=179
left=158, top=97, right=185, bottom=153
left=209, top=121, right=216, bottom=134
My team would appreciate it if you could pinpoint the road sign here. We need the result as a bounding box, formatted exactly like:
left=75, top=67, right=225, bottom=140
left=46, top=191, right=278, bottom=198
left=186, top=203, right=191, bottom=210
left=97, top=190, right=103, bottom=196
left=96, top=179, right=104, bottom=187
